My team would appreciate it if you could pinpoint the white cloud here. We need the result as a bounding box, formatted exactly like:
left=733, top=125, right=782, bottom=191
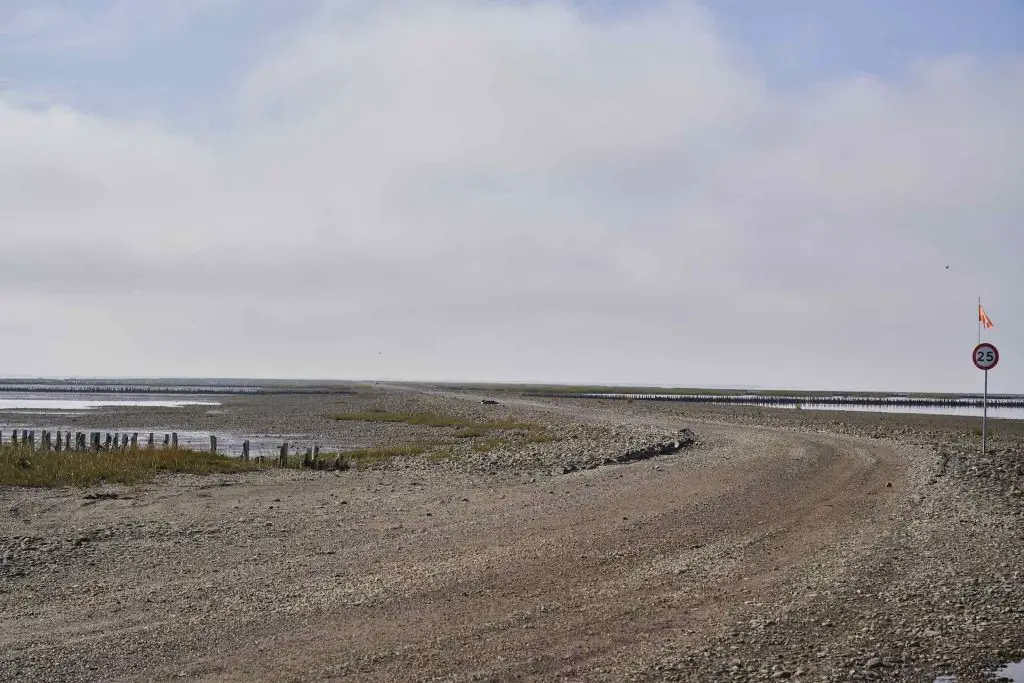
left=0, top=0, right=1022, bottom=390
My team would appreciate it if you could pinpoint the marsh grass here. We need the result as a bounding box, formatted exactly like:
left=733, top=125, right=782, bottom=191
left=330, top=410, right=563, bottom=459
left=331, top=411, right=468, bottom=428
left=331, top=411, right=549, bottom=436
left=0, top=444, right=272, bottom=488
left=341, top=443, right=432, bottom=468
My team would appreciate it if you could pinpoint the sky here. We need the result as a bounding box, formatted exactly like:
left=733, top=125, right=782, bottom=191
left=1, top=0, right=1022, bottom=392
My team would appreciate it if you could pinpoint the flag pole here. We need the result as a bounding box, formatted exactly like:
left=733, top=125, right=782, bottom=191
left=978, top=296, right=982, bottom=344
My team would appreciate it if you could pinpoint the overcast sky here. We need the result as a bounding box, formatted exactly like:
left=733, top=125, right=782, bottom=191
left=1, top=0, right=1022, bottom=392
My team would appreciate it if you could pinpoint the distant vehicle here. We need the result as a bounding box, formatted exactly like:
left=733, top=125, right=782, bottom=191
left=480, top=399, right=500, bottom=405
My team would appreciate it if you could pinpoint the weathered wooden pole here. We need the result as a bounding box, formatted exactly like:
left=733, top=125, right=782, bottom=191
left=242, top=440, right=250, bottom=461
left=28, top=431, right=35, bottom=450
left=131, top=433, right=138, bottom=449
left=105, top=434, right=112, bottom=450
left=303, top=447, right=313, bottom=468
left=171, top=433, right=178, bottom=449
left=11, top=430, right=17, bottom=447
left=313, top=445, right=320, bottom=468
left=122, top=434, right=129, bottom=449
left=163, top=433, right=170, bottom=447
left=279, top=442, right=289, bottom=467
left=148, top=433, right=155, bottom=448
left=21, top=430, right=28, bottom=444
left=210, top=435, right=217, bottom=454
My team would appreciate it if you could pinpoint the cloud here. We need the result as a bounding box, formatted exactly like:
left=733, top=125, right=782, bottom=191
left=0, top=0, right=1022, bottom=390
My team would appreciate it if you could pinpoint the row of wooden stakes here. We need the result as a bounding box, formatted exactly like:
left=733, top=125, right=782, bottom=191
left=3, top=429, right=346, bottom=469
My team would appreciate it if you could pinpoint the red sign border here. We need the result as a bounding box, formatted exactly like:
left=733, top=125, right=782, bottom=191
left=973, top=343, right=999, bottom=371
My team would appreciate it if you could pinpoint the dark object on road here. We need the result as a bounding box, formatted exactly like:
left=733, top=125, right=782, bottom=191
left=480, top=399, right=500, bottom=405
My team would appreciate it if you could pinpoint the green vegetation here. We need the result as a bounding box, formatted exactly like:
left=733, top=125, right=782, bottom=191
left=525, top=431, right=560, bottom=444
left=330, top=409, right=563, bottom=459
left=0, top=445, right=272, bottom=488
left=341, top=443, right=432, bottom=468
left=331, top=410, right=550, bottom=436
left=472, top=437, right=506, bottom=453
left=332, top=410, right=469, bottom=428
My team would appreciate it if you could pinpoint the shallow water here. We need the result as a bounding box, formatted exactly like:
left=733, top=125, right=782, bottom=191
left=993, top=659, right=1024, bottom=681
left=0, top=394, right=220, bottom=411
left=933, top=659, right=1024, bottom=682
left=785, top=403, right=1024, bottom=420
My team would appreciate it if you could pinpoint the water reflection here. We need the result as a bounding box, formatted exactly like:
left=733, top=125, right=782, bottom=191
left=0, top=395, right=220, bottom=411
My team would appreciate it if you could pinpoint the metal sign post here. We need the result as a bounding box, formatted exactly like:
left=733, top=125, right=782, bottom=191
left=972, top=343, right=999, bottom=455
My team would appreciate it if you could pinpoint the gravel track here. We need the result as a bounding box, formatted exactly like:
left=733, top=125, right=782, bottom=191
left=0, top=387, right=1021, bottom=682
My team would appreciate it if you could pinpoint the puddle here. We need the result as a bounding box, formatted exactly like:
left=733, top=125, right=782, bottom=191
left=993, top=660, right=1024, bottom=682
left=933, top=659, right=1024, bottom=683
left=0, top=398, right=219, bottom=411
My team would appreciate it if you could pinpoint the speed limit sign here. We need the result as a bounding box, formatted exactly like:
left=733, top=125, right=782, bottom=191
left=973, top=343, right=999, bottom=370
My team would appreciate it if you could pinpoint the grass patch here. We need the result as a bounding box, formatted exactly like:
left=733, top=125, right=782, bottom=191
left=473, top=437, right=507, bottom=453
left=426, top=449, right=460, bottom=463
left=331, top=411, right=469, bottom=428
left=342, top=443, right=431, bottom=468
left=0, top=445, right=271, bottom=488
left=331, top=411, right=545, bottom=434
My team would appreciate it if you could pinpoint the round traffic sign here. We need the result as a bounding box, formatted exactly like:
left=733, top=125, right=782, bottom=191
left=973, top=343, right=999, bottom=371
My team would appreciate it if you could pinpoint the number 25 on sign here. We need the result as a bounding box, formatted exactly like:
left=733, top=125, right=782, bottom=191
left=973, top=343, right=999, bottom=370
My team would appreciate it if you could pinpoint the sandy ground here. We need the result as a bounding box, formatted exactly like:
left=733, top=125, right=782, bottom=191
left=1, top=387, right=1022, bottom=682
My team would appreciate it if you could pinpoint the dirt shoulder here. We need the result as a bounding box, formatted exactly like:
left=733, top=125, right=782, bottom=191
left=0, top=390, right=1021, bottom=682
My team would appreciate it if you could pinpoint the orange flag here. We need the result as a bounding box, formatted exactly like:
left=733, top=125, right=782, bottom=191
left=979, top=304, right=994, bottom=329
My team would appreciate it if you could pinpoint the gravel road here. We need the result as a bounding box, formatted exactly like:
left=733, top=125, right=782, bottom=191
left=1, top=387, right=1021, bottom=682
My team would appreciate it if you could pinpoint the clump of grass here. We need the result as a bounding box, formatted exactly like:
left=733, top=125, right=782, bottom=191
left=331, top=411, right=470, bottom=428
left=342, top=443, right=431, bottom=468
left=331, top=411, right=545, bottom=434
left=473, top=437, right=507, bottom=453
left=426, top=449, right=460, bottom=463
left=0, top=444, right=272, bottom=488
left=525, top=431, right=560, bottom=444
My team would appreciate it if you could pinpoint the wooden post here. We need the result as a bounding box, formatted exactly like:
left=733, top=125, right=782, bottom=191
left=122, top=434, right=129, bottom=449
left=65, top=432, right=71, bottom=451
left=313, top=445, right=320, bottom=468
left=148, top=433, right=154, bottom=448
left=131, top=433, right=138, bottom=449
left=21, top=430, right=28, bottom=444
left=302, top=447, right=312, bottom=468
left=29, top=431, right=35, bottom=450
left=279, top=442, right=289, bottom=467
left=242, top=440, right=250, bottom=461
left=171, top=433, right=178, bottom=449
left=105, top=434, right=112, bottom=450
left=210, top=435, right=217, bottom=454
left=163, top=433, right=170, bottom=447
left=11, top=430, right=17, bottom=446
